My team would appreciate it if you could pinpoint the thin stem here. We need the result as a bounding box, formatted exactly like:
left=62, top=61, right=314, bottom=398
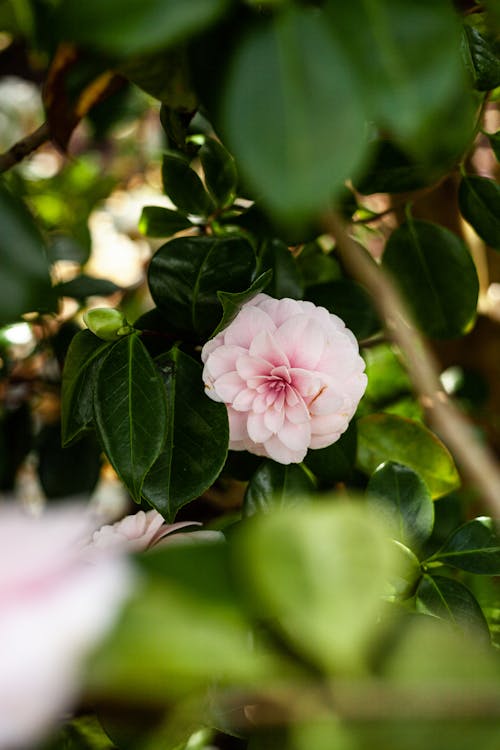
left=0, top=121, right=51, bottom=174
left=324, top=211, right=500, bottom=517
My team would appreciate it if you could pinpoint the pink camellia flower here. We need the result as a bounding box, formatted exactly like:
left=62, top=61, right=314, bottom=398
left=201, top=294, right=367, bottom=464
left=88, top=509, right=201, bottom=553
left=0, top=505, right=133, bottom=750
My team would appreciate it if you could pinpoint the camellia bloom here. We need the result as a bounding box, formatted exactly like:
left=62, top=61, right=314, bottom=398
left=88, top=509, right=201, bottom=553
left=0, top=506, right=133, bottom=749
left=201, top=294, right=367, bottom=464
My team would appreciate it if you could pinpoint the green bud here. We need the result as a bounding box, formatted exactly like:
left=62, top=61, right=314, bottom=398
left=83, top=308, right=131, bottom=341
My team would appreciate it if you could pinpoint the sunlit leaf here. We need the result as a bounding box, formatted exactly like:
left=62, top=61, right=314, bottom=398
left=199, top=137, right=238, bottom=209
left=428, top=517, right=500, bottom=575
left=416, top=574, right=490, bottom=638
left=139, top=206, right=193, bottom=237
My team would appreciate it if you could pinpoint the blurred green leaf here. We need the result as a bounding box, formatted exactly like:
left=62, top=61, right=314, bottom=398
left=357, top=414, right=460, bottom=499
left=459, top=175, right=500, bottom=250
left=0, top=182, right=55, bottom=326
left=56, top=0, right=230, bottom=57
left=236, top=503, right=396, bottom=672
left=304, top=420, right=357, bottom=485
left=355, top=140, right=445, bottom=195
left=61, top=330, right=112, bottom=446
left=428, top=517, right=500, bottom=575
left=55, top=275, right=122, bottom=300
left=213, top=269, right=272, bottom=337
left=139, top=206, right=193, bottom=237
left=43, top=715, right=116, bottom=750
left=244, top=460, right=315, bottom=516
left=307, top=279, right=380, bottom=340
left=148, top=235, right=256, bottom=339
left=382, top=218, right=479, bottom=339
left=367, top=461, right=434, bottom=550
left=94, top=333, right=167, bottom=502
left=296, top=242, right=342, bottom=288
left=199, top=137, right=238, bottom=208
left=37, top=423, right=101, bottom=500
left=259, top=239, right=304, bottom=300
left=222, top=6, right=366, bottom=221
left=362, top=344, right=412, bottom=405
left=416, top=575, right=490, bottom=639
left=463, top=25, right=500, bottom=91
left=142, top=348, right=228, bottom=520
left=486, top=130, right=500, bottom=161
left=162, top=151, right=215, bottom=216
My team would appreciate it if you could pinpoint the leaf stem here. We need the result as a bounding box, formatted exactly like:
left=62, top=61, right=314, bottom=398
left=0, top=122, right=51, bottom=174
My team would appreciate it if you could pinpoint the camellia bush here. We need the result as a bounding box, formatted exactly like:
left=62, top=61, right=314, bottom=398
left=1, top=0, right=500, bottom=748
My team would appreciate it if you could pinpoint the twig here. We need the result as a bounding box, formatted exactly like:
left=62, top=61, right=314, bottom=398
left=0, top=122, right=51, bottom=174
left=325, top=211, right=500, bottom=517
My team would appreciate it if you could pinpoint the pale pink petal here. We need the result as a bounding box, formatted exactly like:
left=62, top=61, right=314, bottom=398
left=264, top=406, right=285, bottom=433
left=201, top=332, right=224, bottom=363
left=236, top=354, right=271, bottom=380
left=310, top=412, right=348, bottom=436
left=224, top=306, right=276, bottom=348
left=285, top=397, right=310, bottom=424
left=308, top=385, right=344, bottom=416
left=213, top=371, right=245, bottom=403
left=204, top=344, right=247, bottom=381
left=289, top=368, right=322, bottom=398
left=277, top=419, right=311, bottom=451
left=275, top=315, right=326, bottom=369
left=309, top=431, right=343, bottom=449
left=232, top=388, right=257, bottom=412
left=247, top=412, right=273, bottom=443
left=228, top=407, right=249, bottom=441
left=264, top=435, right=307, bottom=464
left=249, top=330, right=290, bottom=368
left=253, top=394, right=268, bottom=413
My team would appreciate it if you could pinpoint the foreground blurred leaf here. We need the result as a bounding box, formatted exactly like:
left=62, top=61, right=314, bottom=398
left=148, top=235, right=255, bottom=339
left=428, top=517, right=500, bottom=575
left=367, top=461, right=434, bottom=550
left=459, top=175, right=500, bottom=250
left=357, top=414, right=460, bottom=499
left=0, top=183, right=54, bottom=326
left=244, top=460, right=315, bottom=516
left=222, top=6, right=366, bottom=221
left=94, top=333, right=167, bottom=502
left=56, top=0, right=230, bottom=57
left=236, top=503, right=396, bottom=672
left=142, top=348, right=228, bottom=520
left=382, top=218, right=479, bottom=339
left=416, top=575, right=490, bottom=639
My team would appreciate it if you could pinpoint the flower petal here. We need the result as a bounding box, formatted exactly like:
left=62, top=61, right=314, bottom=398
left=213, top=371, right=245, bottom=403
left=264, top=434, right=307, bottom=464
left=277, top=419, right=311, bottom=451
left=275, top=315, right=326, bottom=369
left=264, top=406, right=285, bottom=434
left=247, top=412, right=273, bottom=443
left=224, top=306, right=276, bottom=348
left=249, top=330, right=290, bottom=368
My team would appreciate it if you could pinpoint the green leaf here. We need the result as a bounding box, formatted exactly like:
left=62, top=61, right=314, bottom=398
left=148, top=235, right=256, bottom=339
left=486, top=130, right=500, bottom=162
left=459, top=175, right=500, bottom=250
left=222, top=6, right=366, bottom=221
left=94, top=333, right=167, bottom=502
left=428, top=517, right=500, bottom=575
left=259, top=239, right=304, bottom=300
left=416, top=574, right=490, bottom=639
left=355, top=140, right=447, bottom=195
left=326, top=0, right=470, bottom=155
left=139, top=206, right=193, bottom=237
left=55, top=274, right=121, bottom=300
left=37, top=424, right=101, bottom=500
left=366, top=461, right=434, bottom=549
left=236, top=503, right=397, bottom=672
left=141, top=348, right=228, bottom=520
left=199, top=137, right=238, bottom=208
left=382, top=218, right=479, bottom=339
left=61, top=330, right=112, bottom=446
left=304, top=420, right=357, bottom=485
left=212, top=269, right=272, bottom=337
left=0, top=182, right=55, bottom=326
left=363, top=343, right=412, bottom=405
left=306, top=279, right=380, bottom=340
left=162, top=151, right=215, bottom=216
left=56, top=0, right=230, bottom=57
left=463, top=25, right=500, bottom=91
left=357, top=414, right=460, bottom=500
left=243, top=460, right=315, bottom=516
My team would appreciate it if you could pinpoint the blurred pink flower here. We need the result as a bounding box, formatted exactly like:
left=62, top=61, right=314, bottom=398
left=0, top=505, right=133, bottom=749
left=202, top=294, right=367, bottom=464
left=88, top=509, right=201, bottom=553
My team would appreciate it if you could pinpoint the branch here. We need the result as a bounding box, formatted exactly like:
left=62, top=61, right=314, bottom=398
left=0, top=122, right=51, bottom=174
left=325, top=211, right=500, bottom=517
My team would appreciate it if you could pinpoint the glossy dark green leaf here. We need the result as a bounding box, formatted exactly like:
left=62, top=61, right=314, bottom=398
left=382, top=218, right=479, bottom=339
left=243, top=460, right=315, bottom=516
left=463, top=25, right=500, bottom=91
left=148, top=235, right=255, bottom=338
left=0, top=182, right=55, bottom=326
left=260, top=239, right=303, bottom=300
left=199, top=137, right=238, bottom=209
left=416, top=575, right=490, bottom=638
left=306, top=280, right=380, bottom=340
left=357, top=414, right=460, bottom=500
left=355, top=140, right=446, bottom=195
left=212, top=269, right=272, bottom=337
left=162, top=151, right=214, bottom=216
left=296, top=241, right=342, bottom=287
left=486, top=130, right=500, bottom=162
left=367, top=461, right=434, bottom=549
left=94, top=333, right=167, bottom=502
left=304, top=420, right=357, bottom=485
left=326, top=0, right=469, bottom=155
left=61, top=330, right=113, bottom=446
left=222, top=7, right=366, bottom=221
left=459, top=175, right=500, bottom=250
left=139, top=205, right=193, bottom=237
left=141, top=348, right=228, bottom=520
left=55, top=275, right=121, bottom=300
left=37, top=423, right=101, bottom=500
left=56, top=0, right=230, bottom=57
left=428, top=517, right=500, bottom=574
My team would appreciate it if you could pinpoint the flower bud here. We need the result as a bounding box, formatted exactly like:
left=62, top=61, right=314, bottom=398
left=83, top=308, right=132, bottom=341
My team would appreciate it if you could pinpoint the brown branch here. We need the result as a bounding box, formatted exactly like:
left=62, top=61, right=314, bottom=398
left=0, top=122, right=51, bottom=174
left=325, top=211, right=500, bottom=517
